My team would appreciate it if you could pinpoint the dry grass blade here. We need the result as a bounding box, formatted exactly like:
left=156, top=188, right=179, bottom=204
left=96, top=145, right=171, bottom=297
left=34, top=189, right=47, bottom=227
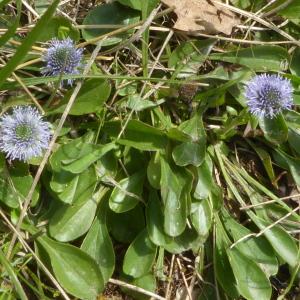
left=212, top=0, right=300, bottom=46
left=109, top=278, right=165, bottom=300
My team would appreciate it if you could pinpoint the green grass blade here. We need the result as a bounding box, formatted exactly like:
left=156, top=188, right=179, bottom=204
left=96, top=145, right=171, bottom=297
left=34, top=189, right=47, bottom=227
left=1, top=74, right=207, bottom=90
left=0, top=247, right=28, bottom=300
left=0, top=0, right=11, bottom=10
left=0, top=0, right=59, bottom=88
left=0, top=0, right=21, bottom=48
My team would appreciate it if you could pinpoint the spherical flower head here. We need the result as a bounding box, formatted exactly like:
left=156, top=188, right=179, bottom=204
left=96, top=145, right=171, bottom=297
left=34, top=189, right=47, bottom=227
left=244, top=74, right=293, bottom=119
left=0, top=106, right=51, bottom=162
left=42, top=37, right=83, bottom=85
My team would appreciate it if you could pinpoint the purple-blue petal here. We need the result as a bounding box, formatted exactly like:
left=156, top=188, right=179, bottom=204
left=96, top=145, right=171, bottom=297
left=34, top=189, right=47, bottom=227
left=244, top=74, right=293, bottom=118
left=0, top=106, right=51, bottom=161
left=42, top=37, right=83, bottom=86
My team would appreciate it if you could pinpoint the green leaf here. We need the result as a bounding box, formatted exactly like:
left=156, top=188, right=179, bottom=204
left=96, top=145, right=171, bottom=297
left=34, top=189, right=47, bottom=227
left=247, top=140, right=277, bottom=187
left=120, top=273, right=157, bottom=300
left=49, top=135, right=101, bottom=204
left=37, top=235, right=104, bottom=300
left=0, top=0, right=60, bottom=88
left=222, top=210, right=278, bottom=277
left=210, top=45, right=289, bottom=71
left=250, top=213, right=299, bottom=270
left=196, top=71, right=250, bottom=101
left=227, top=247, right=272, bottom=300
left=190, top=200, right=212, bottom=237
left=172, top=114, right=206, bottom=167
left=48, top=168, right=98, bottom=241
left=95, top=150, right=118, bottom=183
left=50, top=171, right=78, bottom=202
left=169, top=39, right=216, bottom=78
left=146, top=189, right=202, bottom=253
left=109, top=171, right=145, bottom=213
left=259, top=114, right=288, bottom=144
left=147, top=152, right=161, bottom=190
left=123, top=229, right=157, bottom=278
left=131, top=273, right=157, bottom=300
left=48, top=79, right=111, bottom=115
left=117, top=0, right=159, bottom=11
left=288, top=126, right=300, bottom=156
left=0, top=172, right=39, bottom=208
left=230, top=0, right=251, bottom=9
left=103, top=120, right=168, bottom=151
left=108, top=204, right=145, bottom=243
left=173, top=140, right=205, bottom=166
left=0, top=158, right=38, bottom=207
left=290, top=47, right=300, bottom=76
left=274, top=150, right=300, bottom=187
left=81, top=194, right=115, bottom=283
left=15, top=174, right=40, bottom=204
left=193, top=155, right=213, bottom=199
left=48, top=192, right=97, bottom=242
left=37, top=16, right=80, bottom=41
left=51, top=164, right=97, bottom=204
left=123, top=95, right=165, bottom=111
left=82, top=2, right=140, bottom=46
left=0, top=177, right=19, bottom=208
left=62, top=143, right=117, bottom=174
left=50, top=133, right=95, bottom=173
left=279, top=1, right=300, bottom=20
left=146, top=189, right=169, bottom=246
left=215, top=221, right=239, bottom=298
left=160, top=156, right=187, bottom=237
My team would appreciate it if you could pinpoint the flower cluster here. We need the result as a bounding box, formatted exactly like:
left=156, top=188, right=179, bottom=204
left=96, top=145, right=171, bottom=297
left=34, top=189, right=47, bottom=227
left=0, top=106, right=51, bottom=161
left=0, top=38, right=83, bottom=161
left=244, top=73, right=293, bottom=119
left=42, top=37, right=83, bottom=85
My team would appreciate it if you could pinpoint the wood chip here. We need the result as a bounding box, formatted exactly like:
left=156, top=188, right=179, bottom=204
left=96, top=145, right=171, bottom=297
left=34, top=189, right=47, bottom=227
left=161, top=0, right=239, bottom=35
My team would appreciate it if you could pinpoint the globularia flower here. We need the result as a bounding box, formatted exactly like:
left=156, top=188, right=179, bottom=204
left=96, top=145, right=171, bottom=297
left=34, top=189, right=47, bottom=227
left=0, top=106, right=51, bottom=161
left=244, top=74, right=293, bottom=118
left=42, top=37, right=83, bottom=85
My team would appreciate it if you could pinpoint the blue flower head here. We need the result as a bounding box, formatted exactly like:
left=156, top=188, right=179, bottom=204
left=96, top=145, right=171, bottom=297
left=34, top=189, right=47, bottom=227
left=244, top=74, right=293, bottom=118
left=0, top=106, right=51, bottom=161
left=42, top=38, right=83, bottom=85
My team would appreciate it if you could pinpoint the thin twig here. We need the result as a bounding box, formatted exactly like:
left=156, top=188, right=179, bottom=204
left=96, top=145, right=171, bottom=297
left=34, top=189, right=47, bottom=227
left=240, top=193, right=300, bottom=210
left=0, top=57, right=44, bottom=113
left=233, top=205, right=300, bottom=251
left=109, top=278, right=165, bottom=300
left=230, top=233, right=256, bottom=249
left=186, top=249, right=202, bottom=300
left=176, top=257, right=193, bottom=300
left=22, top=0, right=40, bottom=18
left=256, top=206, right=300, bottom=238
left=212, top=0, right=300, bottom=47
left=78, top=7, right=174, bottom=48
left=12, top=74, right=44, bottom=114
left=194, top=32, right=295, bottom=45
left=102, top=4, right=162, bottom=55
left=165, top=254, right=175, bottom=299
left=105, top=176, right=145, bottom=204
